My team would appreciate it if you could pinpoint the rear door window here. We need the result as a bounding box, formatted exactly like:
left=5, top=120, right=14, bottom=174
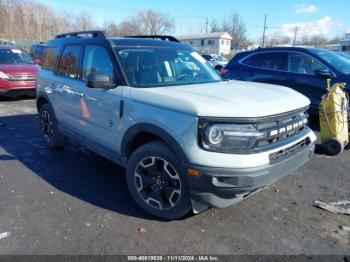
left=242, top=52, right=287, bottom=71
left=56, top=45, right=81, bottom=79
left=287, top=52, right=327, bottom=75
left=36, top=46, right=44, bottom=58
left=29, top=46, right=36, bottom=56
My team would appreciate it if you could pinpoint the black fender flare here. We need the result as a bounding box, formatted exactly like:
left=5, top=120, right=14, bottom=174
left=121, top=123, right=189, bottom=164
left=36, top=92, right=53, bottom=112
left=36, top=92, right=61, bottom=125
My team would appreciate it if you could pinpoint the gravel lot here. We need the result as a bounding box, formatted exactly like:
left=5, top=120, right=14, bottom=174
left=0, top=97, right=349, bottom=255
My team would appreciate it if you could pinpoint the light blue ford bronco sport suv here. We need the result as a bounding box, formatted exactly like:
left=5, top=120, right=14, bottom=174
left=36, top=31, right=316, bottom=220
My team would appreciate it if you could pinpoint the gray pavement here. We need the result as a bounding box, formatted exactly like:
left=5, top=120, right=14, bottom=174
left=0, top=97, right=349, bottom=255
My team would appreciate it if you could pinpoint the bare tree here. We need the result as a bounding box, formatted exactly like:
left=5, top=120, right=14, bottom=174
left=137, top=10, right=174, bottom=35
left=265, top=35, right=291, bottom=47
left=210, top=12, right=249, bottom=49
left=210, top=19, right=220, bottom=33
left=105, top=21, right=119, bottom=36
left=75, top=13, right=94, bottom=31
left=116, top=20, right=143, bottom=35
left=0, top=0, right=94, bottom=41
left=222, top=13, right=248, bottom=48
left=106, top=9, right=173, bottom=36
left=299, top=35, right=328, bottom=47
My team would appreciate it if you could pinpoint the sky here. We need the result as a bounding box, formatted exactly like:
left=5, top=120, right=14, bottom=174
left=36, top=0, right=350, bottom=41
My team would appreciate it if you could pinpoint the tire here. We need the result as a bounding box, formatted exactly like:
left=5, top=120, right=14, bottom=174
left=215, top=65, right=223, bottom=71
left=126, top=141, right=192, bottom=220
left=323, top=138, right=344, bottom=156
left=39, top=103, right=67, bottom=148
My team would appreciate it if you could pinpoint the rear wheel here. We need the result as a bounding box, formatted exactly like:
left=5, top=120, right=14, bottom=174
left=39, top=103, right=67, bottom=148
left=126, top=141, right=191, bottom=220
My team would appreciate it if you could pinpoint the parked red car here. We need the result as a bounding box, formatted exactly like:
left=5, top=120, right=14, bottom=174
left=0, top=44, right=39, bottom=97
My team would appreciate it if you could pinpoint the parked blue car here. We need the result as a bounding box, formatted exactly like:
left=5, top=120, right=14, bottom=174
left=221, top=47, right=350, bottom=114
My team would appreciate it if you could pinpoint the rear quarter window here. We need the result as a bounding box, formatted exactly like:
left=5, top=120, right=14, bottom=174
left=242, top=52, right=287, bottom=71
left=36, top=46, right=44, bottom=57
left=42, top=46, right=60, bottom=71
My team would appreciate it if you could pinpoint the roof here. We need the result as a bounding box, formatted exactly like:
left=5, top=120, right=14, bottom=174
left=237, top=46, right=326, bottom=57
left=176, top=32, right=232, bottom=41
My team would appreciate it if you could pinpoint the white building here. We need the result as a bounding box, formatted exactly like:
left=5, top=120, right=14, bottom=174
left=326, top=44, right=341, bottom=52
left=340, top=33, right=350, bottom=53
left=177, top=32, right=232, bottom=55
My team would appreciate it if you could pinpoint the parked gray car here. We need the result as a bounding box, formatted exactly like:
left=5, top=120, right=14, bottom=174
left=36, top=31, right=316, bottom=220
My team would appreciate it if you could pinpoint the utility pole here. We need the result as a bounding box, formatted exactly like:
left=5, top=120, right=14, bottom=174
left=205, top=17, right=209, bottom=34
left=293, top=26, right=298, bottom=46
left=262, top=14, right=267, bottom=48
left=104, top=20, right=107, bottom=31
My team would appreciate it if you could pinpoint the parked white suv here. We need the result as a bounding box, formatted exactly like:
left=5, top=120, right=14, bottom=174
left=36, top=31, right=316, bottom=219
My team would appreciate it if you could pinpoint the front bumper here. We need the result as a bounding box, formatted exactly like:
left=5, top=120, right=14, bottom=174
left=187, top=139, right=315, bottom=209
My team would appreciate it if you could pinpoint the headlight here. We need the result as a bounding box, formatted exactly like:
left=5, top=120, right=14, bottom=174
left=199, top=122, right=266, bottom=153
left=0, top=71, right=10, bottom=79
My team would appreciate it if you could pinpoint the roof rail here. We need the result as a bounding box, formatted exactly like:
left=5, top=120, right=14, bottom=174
left=55, top=30, right=107, bottom=39
left=124, top=35, right=180, bottom=42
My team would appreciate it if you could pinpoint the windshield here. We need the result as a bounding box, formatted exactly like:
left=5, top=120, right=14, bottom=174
left=215, top=55, right=227, bottom=62
left=310, top=49, right=350, bottom=74
left=116, top=47, right=222, bottom=87
left=0, top=48, right=34, bottom=64
left=201, top=54, right=214, bottom=61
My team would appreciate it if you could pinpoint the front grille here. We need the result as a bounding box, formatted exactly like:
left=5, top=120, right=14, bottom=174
left=198, top=107, right=310, bottom=154
left=7, top=74, right=36, bottom=82
left=254, top=108, right=309, bottom=150
left=269, top=138, right=310, bottom=164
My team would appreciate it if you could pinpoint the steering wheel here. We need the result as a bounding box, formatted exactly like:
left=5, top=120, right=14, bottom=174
left=176, top=73, right=193, bottom=81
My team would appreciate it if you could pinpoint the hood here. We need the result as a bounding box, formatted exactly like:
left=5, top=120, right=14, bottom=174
left=129, top=80, right=310, bottom=118
left=0, top=64, right=39, bottom=75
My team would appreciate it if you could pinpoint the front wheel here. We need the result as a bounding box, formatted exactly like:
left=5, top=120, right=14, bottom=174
left=126, top=141, right=192, bottom=220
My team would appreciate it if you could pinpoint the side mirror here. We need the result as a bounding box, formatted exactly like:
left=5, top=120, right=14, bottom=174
left=315, top=69, right=332, bottom=79
left=35, top=58, right=42, bottom=65
left=86, top=73, right=117, bottom=89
